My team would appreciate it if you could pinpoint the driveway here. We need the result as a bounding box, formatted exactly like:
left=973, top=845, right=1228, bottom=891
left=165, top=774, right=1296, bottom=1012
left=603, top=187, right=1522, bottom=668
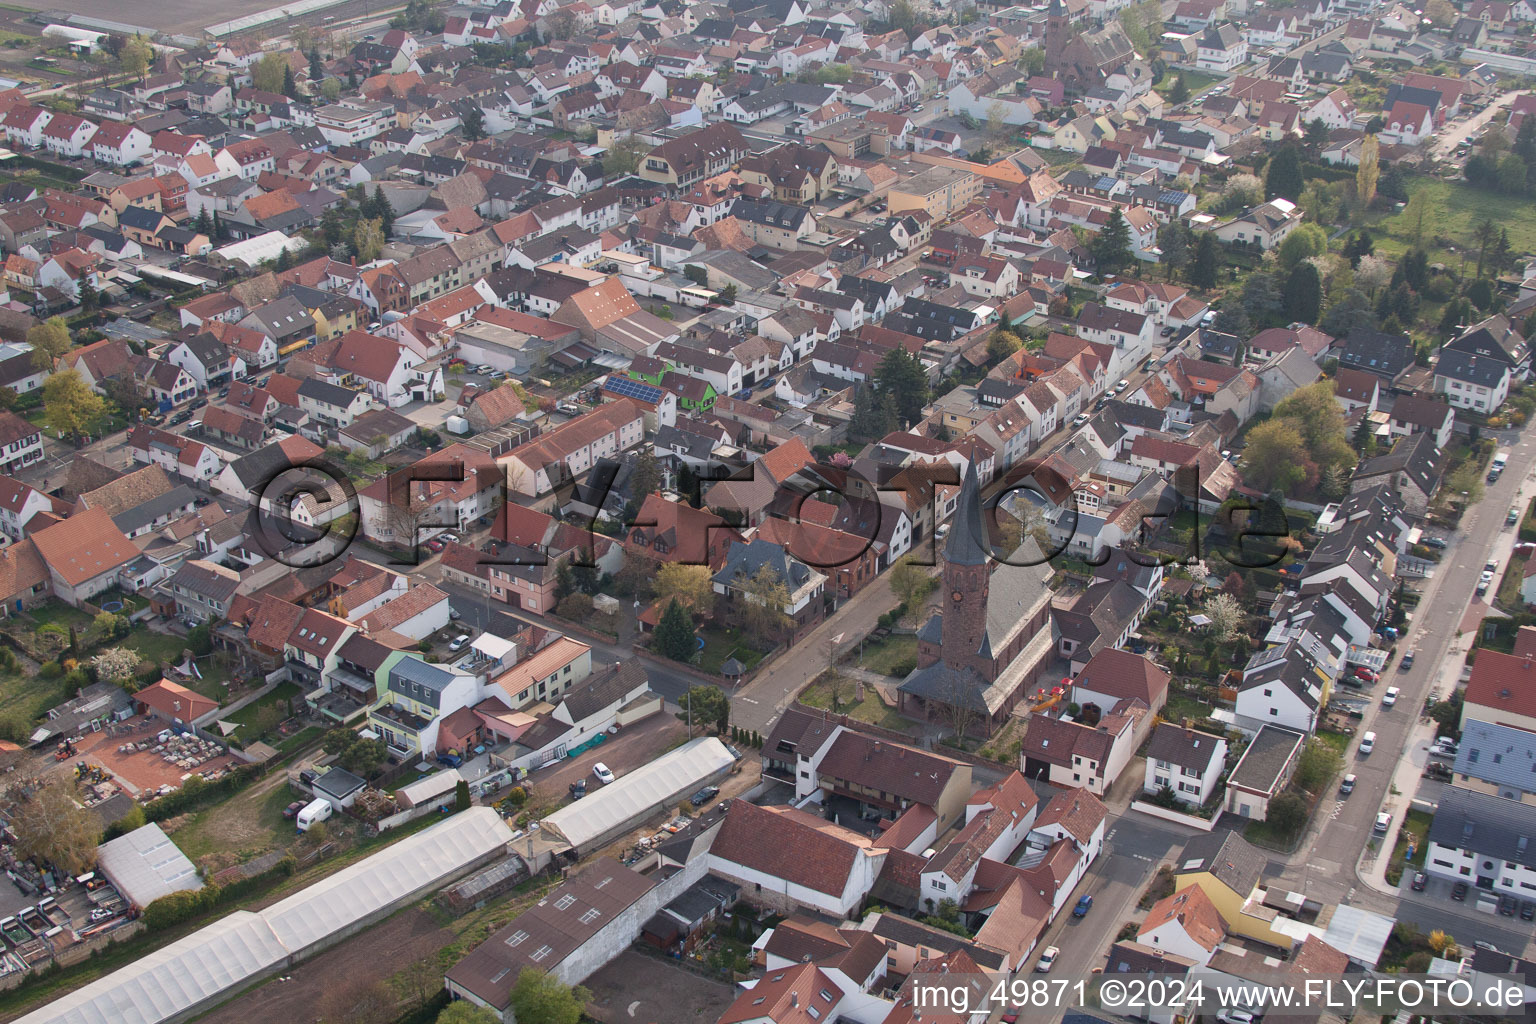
left=1428, top=90, right=1521, bottom=160
left=520, top=712, right=689, bottom=808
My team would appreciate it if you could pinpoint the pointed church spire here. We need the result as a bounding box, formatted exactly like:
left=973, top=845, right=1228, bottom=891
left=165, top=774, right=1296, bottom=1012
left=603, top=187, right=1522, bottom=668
left=945, top=459, right=990, bottom=567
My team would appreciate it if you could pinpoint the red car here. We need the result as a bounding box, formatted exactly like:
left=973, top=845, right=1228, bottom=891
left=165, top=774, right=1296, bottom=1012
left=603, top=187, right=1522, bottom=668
left=1353, top=667, right=1378, bottom=681
left=282, top=801, right=306, bottom=819
left=426, top=539, right=446, bottom=552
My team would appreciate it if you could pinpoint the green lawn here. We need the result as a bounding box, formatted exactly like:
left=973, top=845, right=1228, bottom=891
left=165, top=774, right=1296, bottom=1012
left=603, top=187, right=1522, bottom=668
left=1154, top=70, right=1220, bottom=97
left=1497, top=553, right=1528, bottom=609
left=696, top=627, right=767, bottom=676
left=852, top=635, right=917, bottom=677
left=1365, top=177, right=1536, bottom=259
left=1385, top=809, right=1433, bottom=886
left=799, top=675, right=912, bottom=731
left=221, top=682, right=303, bottom=742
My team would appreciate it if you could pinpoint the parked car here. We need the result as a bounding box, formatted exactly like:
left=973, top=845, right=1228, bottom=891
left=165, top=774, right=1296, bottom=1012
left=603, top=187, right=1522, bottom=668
left=1340, top=773, right=1356, bottom=795
left=1383, top=687, right=1400, bottom=707
left=690, top=786, right=720, bottom=807
left=1452, top=880, right=1469, bottom=901
left=1422, top=536, right=1448, bottom=550
left=1522, top=902, right=1535, bottom=921
left=1359, top=732, right=1376, bottom=755
left=1499, top=894, right=1518, bottom=916
left=1411, top=871, right=1428, bottom=891
left=1036, top=946, right=1059, bottom=973
left=282, top=800, right=306, bottom=819
left=426, top=538, right=445, bottom=552
left=1400, top=650, right=1415, bottom=670
left=1217, top=1011, right=1255, bottom=1024
left=592, top=762, right=614, bottom=785
left=1432, top=737, right=1459, bottom=757
left=1372, top=811, right=1390, bottom=834
left=1072, top=894, right=1093, bottom=917
left=448, top=634, right=471, bottom=652
left=1353, top=666, right=1378, bottom=682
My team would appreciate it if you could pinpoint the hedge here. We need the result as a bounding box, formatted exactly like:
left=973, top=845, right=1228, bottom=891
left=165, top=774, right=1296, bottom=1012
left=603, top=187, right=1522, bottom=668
left=142, top=766, right=259, bottom=823
left=141, top=855, right=296, bottom=930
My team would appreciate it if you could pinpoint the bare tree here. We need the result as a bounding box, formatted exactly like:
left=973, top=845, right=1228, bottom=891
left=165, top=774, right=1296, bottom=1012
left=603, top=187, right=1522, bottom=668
left=8, top=780, right=101, bottom=875
left=738, top=564, right=792, bottom=644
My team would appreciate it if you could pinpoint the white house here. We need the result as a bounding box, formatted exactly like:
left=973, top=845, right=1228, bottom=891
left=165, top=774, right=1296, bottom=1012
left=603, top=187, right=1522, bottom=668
left=707, top=799, right=886, bottom=917
left=1137, top=885, right=1227, bottom=965
left=1434, top=348, right=1511, bottom=413
left=1143, top=723, right=1228, bottom=807
left=1423, top=787, right=1536, bottom=893
left=128, top=426, right=223, bottom=483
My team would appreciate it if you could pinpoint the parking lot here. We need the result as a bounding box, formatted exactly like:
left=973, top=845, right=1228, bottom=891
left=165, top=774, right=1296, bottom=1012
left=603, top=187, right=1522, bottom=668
left=584, top=949, right=737, bottom=1024
left=521, top=712, right=689, bottom=808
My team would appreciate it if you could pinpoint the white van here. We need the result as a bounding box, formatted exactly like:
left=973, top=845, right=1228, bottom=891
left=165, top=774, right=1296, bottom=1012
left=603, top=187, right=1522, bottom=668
left=296, top=797, right=333, bottom=831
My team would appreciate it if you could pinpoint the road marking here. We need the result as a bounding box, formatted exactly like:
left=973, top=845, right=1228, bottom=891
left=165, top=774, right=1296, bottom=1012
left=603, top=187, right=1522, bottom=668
left=738, top=697, right=760, bottom=704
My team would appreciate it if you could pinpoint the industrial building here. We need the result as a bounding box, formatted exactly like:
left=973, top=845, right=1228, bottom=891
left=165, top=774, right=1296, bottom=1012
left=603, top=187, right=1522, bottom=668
left=17, top=808, right=513, bottom=1024
left=94, top=823, right=203, bottom=910
left=535, top=736, right=736, bottom=853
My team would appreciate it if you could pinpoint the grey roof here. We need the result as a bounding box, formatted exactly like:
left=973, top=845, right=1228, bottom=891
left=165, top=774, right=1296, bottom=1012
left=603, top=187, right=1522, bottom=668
left=711, top=538, right=818, bottom=592
left=1435, top=348, right=1510, bottom=388
left=945, top=459, right=989, bottom=567
left=1239, top=639, right=1324, bottom=710
left=559, top=659, right=649, bottom=722
left=1453, top=720, right=1536, bottom=795
left=1145, top=723, right=1224, bottom=772
left=388, top=657, right=457, bottom=709
left=1338, top=328, right=1415, bottom=379
left=112, top=484, right=199, bottom=536
left=1427, top=786, right=1536, bottom=869
left=314, top=766, right=367, bottom=801
left=1174, top=830, right=1269, bottom=896
left=1227, top=724, right=1305, bottom=799
left=297, top=377, right=364, bottom=409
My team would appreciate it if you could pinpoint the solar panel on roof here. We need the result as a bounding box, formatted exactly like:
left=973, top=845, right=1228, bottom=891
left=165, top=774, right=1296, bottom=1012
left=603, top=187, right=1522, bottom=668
left=605, top=376, right=665, bottom=403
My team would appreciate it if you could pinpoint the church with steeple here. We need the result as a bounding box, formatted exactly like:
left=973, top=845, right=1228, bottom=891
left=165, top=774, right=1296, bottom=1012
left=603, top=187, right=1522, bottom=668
left=1043, top=0, right=1138, bottom=90
left=897, top=461, right=1059, bottom=737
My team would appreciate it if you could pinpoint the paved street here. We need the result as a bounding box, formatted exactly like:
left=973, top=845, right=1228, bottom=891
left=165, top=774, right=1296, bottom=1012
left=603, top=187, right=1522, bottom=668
left=1266, top=419, right=1536, bottom=957
left=1428, top=90, right=1520, bottom=160
left=1022, top=810, right=1194, bottom=1024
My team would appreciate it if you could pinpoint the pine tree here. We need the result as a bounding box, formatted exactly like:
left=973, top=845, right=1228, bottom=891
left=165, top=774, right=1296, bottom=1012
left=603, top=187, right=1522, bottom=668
left=1157, top=222, right=1188, bottom=282
left=282, top=63, right=297, bottom=99
left=309, top=49, right=324, bottom=82
left=372, top=187, right=394, bottom=237
left=1090, top=207, right=1133, bottom=276
left=1189, top=232, right=1220, bottom=290
left=1168, top=75, right=1188, bottom=104
left=1283, top=261, right=1323, bottom=325
left=1265, top=144, right=1305, bottom=202
left=653, top=599, right=697, bottom=662
left=462, top=105, right=487, bottom=142
left=874, top=348, right=928, bottom=428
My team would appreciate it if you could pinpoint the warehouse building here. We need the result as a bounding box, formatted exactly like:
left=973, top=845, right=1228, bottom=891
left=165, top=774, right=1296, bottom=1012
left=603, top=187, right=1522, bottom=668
left=446, top=854, right=709, bottom=1017
left=95, top=823, right=203, bottom=910
left=18, top=808, right=513, bottom=1024
left=536, top=736, right=736, bottom=853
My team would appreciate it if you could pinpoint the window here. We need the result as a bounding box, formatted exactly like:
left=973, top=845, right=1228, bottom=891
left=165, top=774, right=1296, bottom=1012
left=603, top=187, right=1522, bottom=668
left=579, top=908, right=601, bottom=924
left=529, top=944, right=553, bottom=963
left=555, top=894, right=576, bottom=910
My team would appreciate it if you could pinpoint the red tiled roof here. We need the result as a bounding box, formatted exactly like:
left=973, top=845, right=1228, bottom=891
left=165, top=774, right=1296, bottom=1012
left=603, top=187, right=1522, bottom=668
left=710, top=801, right=873, bottom=896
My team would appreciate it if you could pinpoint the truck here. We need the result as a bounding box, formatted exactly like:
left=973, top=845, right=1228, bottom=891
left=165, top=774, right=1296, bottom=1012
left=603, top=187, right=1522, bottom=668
left=1489, top=450, right=1510, bottom=482
left=296, top=797, right=333, bottom=832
